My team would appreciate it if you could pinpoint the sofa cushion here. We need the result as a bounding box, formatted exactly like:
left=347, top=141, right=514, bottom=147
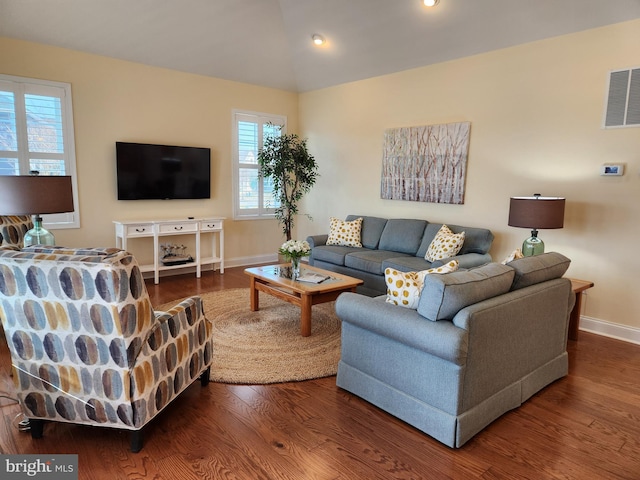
left=311, top=245, right=362, bottom=266
left=346, top=215, right=388, bottom=249
left=508, top=252, right=571, bottom=291
left=382, top=256, right=435, bottom=272
left=425, top=225, right=465, bottom=262
left=385, top=260, right=459, bottom=309
left=327, top=217, right=363, bottom=247
left=417, top=223, right=494, bottom=258
left=417, top=263, right=515, bottom=321
left=345, top=249, right=412, bottom=275
left=378, top=219, right=427, bottom=255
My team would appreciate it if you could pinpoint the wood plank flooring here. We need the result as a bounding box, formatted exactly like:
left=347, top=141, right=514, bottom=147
left=1, top=266, right=639, bottom=479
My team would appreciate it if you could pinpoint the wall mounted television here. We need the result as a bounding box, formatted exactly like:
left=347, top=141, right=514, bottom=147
left=116, top=141, right=211, bottom=200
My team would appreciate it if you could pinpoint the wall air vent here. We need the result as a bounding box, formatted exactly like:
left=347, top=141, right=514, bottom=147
left=604, top=67, right=640, bottom=128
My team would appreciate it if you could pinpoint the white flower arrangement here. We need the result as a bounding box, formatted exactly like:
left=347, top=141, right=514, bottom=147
left=278, top=239, right=311, bottom=259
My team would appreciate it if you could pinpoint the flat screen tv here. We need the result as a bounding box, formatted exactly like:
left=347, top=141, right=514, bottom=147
left=116, top=141, right=211, bottom=200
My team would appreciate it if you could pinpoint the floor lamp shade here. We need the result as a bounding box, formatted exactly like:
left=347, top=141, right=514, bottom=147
left=0, top=175, right=74, bottom=246
left=508, top=195, right=565, bottom=256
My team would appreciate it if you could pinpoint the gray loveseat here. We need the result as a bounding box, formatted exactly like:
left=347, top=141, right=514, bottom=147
left=335, top=252, right=574, bottom=448
left=307, top=215, right=494, bottom=296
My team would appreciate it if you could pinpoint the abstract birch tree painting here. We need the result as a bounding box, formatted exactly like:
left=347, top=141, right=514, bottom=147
left=381, top=122, right=470, bottom=204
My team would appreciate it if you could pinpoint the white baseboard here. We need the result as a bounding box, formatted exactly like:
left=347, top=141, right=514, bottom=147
left=224, top=253, right=279, bottom=268
left=141, top=253, right=279, bottom=279
left=580, top=316, right=640, bottom=346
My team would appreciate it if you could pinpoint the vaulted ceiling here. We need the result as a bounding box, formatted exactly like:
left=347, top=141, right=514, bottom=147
left=2, top=0, right=639, bottom=92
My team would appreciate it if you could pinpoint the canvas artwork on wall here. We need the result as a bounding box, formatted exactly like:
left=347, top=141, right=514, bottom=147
left=381, top=121, right=471, bottom=204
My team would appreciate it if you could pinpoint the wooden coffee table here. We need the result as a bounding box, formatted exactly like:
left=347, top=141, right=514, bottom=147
left=244, top=263, right=363, bottom=337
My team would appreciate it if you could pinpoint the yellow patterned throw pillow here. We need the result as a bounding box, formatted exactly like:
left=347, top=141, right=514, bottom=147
left=385, top=260, right=459, bottom=309
left=326, top=217, right=363, bottom=247
left=501, top=248, right=524, bottom=264
left=425, top=225, right=465, bottom=262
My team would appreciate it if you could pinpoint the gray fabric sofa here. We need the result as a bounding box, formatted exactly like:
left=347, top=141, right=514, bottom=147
left=335, top=252, right=575, bottom=448
left=307, top=215, right=494, bottom=296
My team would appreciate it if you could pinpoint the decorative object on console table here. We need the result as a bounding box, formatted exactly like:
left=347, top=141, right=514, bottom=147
left=0, top=173, right=74, bottom=247
left=278, top=239, right=311, bottom=279
left=257, top=124, right=319, bottom=241
left=508, top=194, right=565, bottom=256
left=160, top=243, right=193, bottom=266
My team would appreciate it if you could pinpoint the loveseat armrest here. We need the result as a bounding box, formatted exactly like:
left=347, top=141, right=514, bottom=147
left=430, top=252, right=492, bottom=269
left=335, top=292, right=468, bottom=365
left=306, top=234, right=328, bottom=248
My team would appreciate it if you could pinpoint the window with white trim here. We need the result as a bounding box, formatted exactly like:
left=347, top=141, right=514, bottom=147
left=0, top=74, right=80, bottom=228
left=232, top=110, right=285, bottom=219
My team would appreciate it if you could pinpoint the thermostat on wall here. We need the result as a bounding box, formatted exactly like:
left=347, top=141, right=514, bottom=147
left=600, top=164, right=624, bottom=176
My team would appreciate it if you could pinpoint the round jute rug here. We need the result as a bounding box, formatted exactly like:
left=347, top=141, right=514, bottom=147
left=158, top=288, right=341, bottom=385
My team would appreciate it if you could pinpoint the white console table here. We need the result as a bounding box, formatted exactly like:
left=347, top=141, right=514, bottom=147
left=113, top=217, right=224, bottom=284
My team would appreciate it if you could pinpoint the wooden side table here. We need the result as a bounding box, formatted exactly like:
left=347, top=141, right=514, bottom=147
left=568, top=278, right=594, bottom=341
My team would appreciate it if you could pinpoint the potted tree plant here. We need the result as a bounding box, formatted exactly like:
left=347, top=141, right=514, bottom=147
left=257, top=125, right=319, bottom=241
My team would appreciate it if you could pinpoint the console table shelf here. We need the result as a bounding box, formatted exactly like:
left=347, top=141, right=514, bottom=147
left=113, top=217, right=225, bottom=284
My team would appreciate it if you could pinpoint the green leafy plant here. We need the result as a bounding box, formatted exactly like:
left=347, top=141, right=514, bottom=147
left=258, top=126, right=319, bottom=241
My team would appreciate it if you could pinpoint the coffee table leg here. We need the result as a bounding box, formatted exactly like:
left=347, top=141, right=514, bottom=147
left=250, top=277, right=259, bottom=312
left=300, top=294, right=312, bottom=337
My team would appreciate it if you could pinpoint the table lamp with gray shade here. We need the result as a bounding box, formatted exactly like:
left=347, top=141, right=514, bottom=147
left=0, top=175, right=74, bottom=247
left=508, top=194, right=565, bottom=256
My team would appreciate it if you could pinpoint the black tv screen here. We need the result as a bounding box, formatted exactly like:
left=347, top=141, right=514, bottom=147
left=116, top=142, right=211, bottom=200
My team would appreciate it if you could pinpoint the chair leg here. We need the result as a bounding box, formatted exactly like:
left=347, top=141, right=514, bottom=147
left=130, top=429, right=143, bottom=453
left=29, top=419, right=44, bottom=439
left=200, top=366, right=211, bottom=386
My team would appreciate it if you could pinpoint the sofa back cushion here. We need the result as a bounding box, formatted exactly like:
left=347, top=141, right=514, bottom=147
left=378, top=219, right=427, bottom=255
left=417, top=223, right=494, bottom=258
left=417, top=263, right=515, bottom=321
left=508, top=252, right=571, bottom=291
left=346, top=215, right=388, bottom=249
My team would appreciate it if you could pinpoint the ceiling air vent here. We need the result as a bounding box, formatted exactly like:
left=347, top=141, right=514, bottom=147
left=604, top=67, right=640, bottom=128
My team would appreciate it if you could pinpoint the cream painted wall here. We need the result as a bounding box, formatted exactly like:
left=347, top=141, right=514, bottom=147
left=297, top=20, right=640, bottom=333
left=0, top=37, right=297, bottom=265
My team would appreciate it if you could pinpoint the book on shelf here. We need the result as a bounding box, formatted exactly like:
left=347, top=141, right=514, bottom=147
left=296, top=272, right=331, bottom=284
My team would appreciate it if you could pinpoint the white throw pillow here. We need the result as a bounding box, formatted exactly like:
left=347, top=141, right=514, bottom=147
left=425, top=225, right=465, bottom=262
left=326, top=217, right=363, bottom=247
left=385, top=260, right=459, bottom=309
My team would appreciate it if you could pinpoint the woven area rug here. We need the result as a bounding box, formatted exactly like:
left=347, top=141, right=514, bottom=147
left=158, top=288, right=341, bottom=384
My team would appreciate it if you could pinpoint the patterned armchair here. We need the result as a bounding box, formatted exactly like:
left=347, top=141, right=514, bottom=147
left=0, top=246, right=213, bottom=452
left=0, top=215, right=33, bottom=248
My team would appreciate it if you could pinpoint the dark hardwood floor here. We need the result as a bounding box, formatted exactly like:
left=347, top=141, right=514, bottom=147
left=1, top=266, right=639, bottom=479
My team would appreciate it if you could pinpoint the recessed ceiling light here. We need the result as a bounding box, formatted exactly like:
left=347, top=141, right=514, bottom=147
left=312, top=34, right=326, bottom=46
left=423, top=0, right=440, bottom=6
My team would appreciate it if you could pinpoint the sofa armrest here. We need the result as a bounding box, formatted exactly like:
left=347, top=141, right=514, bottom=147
left=430, top=252, right=492, bottom=269
left=449, top=278, right=573, bottom=409
left=307, top=234, right=328, bottom=248
left=335, top=292, right=468, bottom=365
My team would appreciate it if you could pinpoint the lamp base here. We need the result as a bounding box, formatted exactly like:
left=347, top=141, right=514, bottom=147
left=23, top=216, right=56, bottom=247
left=522, top=235, right=545, bottom=257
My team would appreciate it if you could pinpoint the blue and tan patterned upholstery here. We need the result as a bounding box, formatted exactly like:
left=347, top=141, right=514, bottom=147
left=0, top=246, right=213, bottom=452
left=0, top=215, right=33, bottom=249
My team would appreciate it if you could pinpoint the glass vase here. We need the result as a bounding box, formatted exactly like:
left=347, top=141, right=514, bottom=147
left=291, top=256, right=301, bottom=279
